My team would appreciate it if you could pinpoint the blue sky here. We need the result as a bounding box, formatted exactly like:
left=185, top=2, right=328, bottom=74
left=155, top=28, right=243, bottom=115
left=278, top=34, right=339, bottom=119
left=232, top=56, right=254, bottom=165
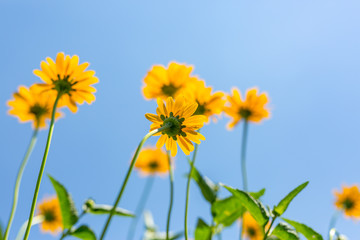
left=1, top=0, right=360, bottom=239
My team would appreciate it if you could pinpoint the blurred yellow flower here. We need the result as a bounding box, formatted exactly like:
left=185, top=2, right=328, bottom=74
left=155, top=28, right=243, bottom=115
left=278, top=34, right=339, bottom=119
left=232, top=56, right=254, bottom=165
left=7, top=85, right=62, bottom=128
left=145, top=97, right=206, bottom=157
left=38, top=196, right=63, bottom=235
left=183, top=80, right=225, bottom=123
left=224, top=88, right=269, bottom=129
left=142, top=62, right=197, bottom=100
left=334, top=185, right=360, bottom=219
left=135, top=147, right=170, bottom=176
left=242, top=212, right=264, bottom=240
left=34, top=52, right=98, bottom=113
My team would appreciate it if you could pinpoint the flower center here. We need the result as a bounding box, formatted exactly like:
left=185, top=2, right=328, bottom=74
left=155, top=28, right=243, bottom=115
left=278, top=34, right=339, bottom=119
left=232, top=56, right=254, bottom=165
left=247, top=227, right=257, bottom=237
left=161, top=84, right=178, bottom=97
left=43, top=210, right=56, bottom=222
left=343, top=198, right=355, bottom=210
left=193, top=103, right=207, bottom=116
left=160, top=112, right=186, bottom=140
left=239, top=108, right=252, bottom=119
left=52, top=74, right=76, bottom=95
left=148, top=160, right=159, bottom=170
left=29, top=104, right=48, bottom=120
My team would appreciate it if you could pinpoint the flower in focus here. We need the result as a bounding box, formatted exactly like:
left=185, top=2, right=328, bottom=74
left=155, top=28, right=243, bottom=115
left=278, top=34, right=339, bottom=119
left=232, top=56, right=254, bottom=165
left=334, top=185, right=360, bottom=219
left=242, top=212, right=264, bottom=240
left=38, top=196, right=63, bottom=234
left=34, top=52, right=98, bottom=113
left=224, top=88, right=269, bottom=129
left=183, top=80, right=225, bottom=123
left=142, top=62, right=197, bottom=100
left=145, top=97, right=206, bottom=157
left=135, top=147, right=170, bottom=176
left=7, top=85, right=62, bottom=128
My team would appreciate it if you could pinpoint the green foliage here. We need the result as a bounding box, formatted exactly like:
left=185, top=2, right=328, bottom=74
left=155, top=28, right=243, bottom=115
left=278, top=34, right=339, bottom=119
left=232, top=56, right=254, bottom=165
left=82, top=198, right=134, bottom=217
left=271, top=222, right=300, bottom=240
left=48, top=174, right=78, bottom=229
left=211, top=196, right=245, bottom=227
left=143, top=211, right=182, bottom=240
left=189, top=160, right=219, bottom=203
left=194, top=218, right=212, bottom=240
left=282, top=218, right=323, bottom=240
left=70, top=225, right=97, bottom=240
left=273, top=182, right=309, bottom=216
left=223, top=184, right=269, bottom=226
left=0, top=221, right=3, bottom=240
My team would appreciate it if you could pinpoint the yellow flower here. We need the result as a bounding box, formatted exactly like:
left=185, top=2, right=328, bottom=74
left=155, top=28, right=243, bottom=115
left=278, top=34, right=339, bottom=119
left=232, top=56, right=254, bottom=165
left=142, top=62, right=197, bottom=100
left=135, top=147, right=170, bottom=176
left=334, top=185, right=360, bottom=219
left=183, top=80, right=225, bottom=123
left=145, top=97, right=206, bottom=157
left=224, top=88, right=269, bottom=129
left=38, top=196, right=63, bottom=235
left=242, top=212, right=264, bottom=240
left=34, top=52, right=98, bottom=113
left=7, top=85, right=62, bottom=128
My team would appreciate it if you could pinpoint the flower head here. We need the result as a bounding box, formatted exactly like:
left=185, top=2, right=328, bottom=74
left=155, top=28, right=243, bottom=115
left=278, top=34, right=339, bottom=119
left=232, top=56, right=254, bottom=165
left=334, top=185, right=360, bottom=219
left=224, top=88, right=269, bottom=129
left=142, top=62, right=197, bottom=100
left=135, top=147, right=170, bottom=176
left=242, top=212, right=264, bottom=240
left=183, top=80, right=225, bottom=123
left=7, top=85, right=62, bottom=128
left=38, top=196, right=63, bottom=234
left=34, top=52, right=98, bottom=113
left=145, top=97, right=206, bottom=157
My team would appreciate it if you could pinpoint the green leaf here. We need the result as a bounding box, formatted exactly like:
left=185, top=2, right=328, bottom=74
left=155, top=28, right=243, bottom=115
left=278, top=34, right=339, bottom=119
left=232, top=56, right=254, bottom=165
left=83, top=198, right=134, bottom=217
left=0, top=221, right=4, bottom=240
left=223, top=184, right=269, bottom=226
left=48, top=174, right=78, bottom=229
left=211, top=196, right=245, bottom=227
left=70, top=225, right=97, bottom=240
left=282, top=218, right=323, bottom=240
left=194, top=218, right=212, bottom=240
left=273, top=181, right=308, bottom=216
left=271, top=222, right=300, bottom=240
left=250, top=188, right=266, bottom=199
left=189, top=160, right=218, bottom=203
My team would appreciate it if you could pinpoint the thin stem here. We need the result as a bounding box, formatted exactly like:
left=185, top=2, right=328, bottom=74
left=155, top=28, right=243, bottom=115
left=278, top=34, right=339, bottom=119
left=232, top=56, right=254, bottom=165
left=241, top=120, right=249, bottom=191
left=4, top=127, right=39, bottom=240
left=15, top=215, right=44, bottom=240
left=184, top=142, right=199, bottom=240
left=263, top=215, right=277, bottom=240
left=166, top=151, right=174, bottom=240
left=126, top=177, right=155, bottom=240
left=99, top=125, right=171, bottom=240
left=328, top=211, right=340, bottom=240
left=59, top=211, right=86, bottom=240
left=23, top=93, right=61, bottom=240
left=239, top=219, right=243, bottom=240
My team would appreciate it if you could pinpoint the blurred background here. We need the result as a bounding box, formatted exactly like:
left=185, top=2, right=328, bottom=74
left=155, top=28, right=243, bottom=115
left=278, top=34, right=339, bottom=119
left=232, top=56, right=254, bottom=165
left=1, top=0, right=360, bottom=239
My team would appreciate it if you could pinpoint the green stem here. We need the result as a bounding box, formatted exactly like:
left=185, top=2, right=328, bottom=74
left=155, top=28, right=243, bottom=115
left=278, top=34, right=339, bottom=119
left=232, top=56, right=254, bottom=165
left=59, top=211, right=86, bottom=240
left=15, top=215, right=44, bottom=240
left=328, top=211, right=340, bottom=240
left=166, top=151, right=174, bottom=240
left=241, top=120, right=249, bottom=191
left=184, top=143, right=199, bottom=240
left=4, top=127, right=39, bottom=240
left=239, top=219, right=243, bottom=240
left=23, top=93, right=61, bottom=240
left=99, top=125, right=171, bottom=240
left=126, top=177, right=155, bottom=240
left=263, top=215, right=277, bottom=240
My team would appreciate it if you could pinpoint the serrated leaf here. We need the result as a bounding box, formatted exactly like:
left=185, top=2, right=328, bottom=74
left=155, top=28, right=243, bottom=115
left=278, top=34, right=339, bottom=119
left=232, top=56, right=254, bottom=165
left=211, top=196, right=245, bottom=227
left=70, top=225, right=96, bottom=240
left=48, top=174, right=78, bottom=229
left=194, top=218, right=212, bottom=240
left=223, top=185, right=269, bottom=226
left=83, top=199, right=134, bottom=217
left=273, top=182, right=308, bottom=216
left=271, top=222, right=300, bottom=240
left=282, top=218, right=323, bottom=240
left=189, top=160, right=218, bottom=203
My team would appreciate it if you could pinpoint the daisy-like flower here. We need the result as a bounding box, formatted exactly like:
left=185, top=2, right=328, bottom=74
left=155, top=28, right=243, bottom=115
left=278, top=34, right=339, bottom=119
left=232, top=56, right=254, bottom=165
left=34, top=52, right=98, bottom=113
left=334, top=185, right=360, bottom=219
left=135, top=147, right=170, bottom=176
left=242, top=212, right=264, bottom=240
left=38, top=196, right=63, bottom=235
left=183, top=80, right=225, bottom=123
left=7, top=85, right=62, bottom=128
left=145, top=97, right=206, bottom=157
left=224, top=88, right=270, bottom=129
left=142, top=62, right=197, bottom=100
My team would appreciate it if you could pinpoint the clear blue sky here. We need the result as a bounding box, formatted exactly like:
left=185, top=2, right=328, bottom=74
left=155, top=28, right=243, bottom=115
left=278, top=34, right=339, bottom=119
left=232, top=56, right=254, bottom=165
left=1, top=0, right=360, bottom=239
